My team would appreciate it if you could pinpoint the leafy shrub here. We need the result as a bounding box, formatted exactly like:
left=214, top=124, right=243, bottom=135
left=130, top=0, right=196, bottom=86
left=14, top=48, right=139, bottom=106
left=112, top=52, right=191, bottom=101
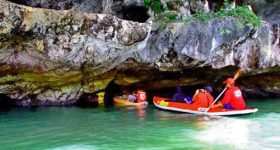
left=184, top=5, right=261, bottom=29
left=144, top=0, right=163, bottom=14
left=163, top=12, right=178, bottom=20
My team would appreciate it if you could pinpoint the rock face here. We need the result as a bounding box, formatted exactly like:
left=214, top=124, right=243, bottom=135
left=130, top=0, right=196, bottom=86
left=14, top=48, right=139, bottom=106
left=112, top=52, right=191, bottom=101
left=0, top=0, right=279, bottom=106
left=6, top=0, right=149, bottom=22
left=0, top=0, right=151, bottom=105
left=126, top=18, right=280, bottom=98
left=7, top=0, right=103, bottom=13
left=253, top=0, right=280, bottom=25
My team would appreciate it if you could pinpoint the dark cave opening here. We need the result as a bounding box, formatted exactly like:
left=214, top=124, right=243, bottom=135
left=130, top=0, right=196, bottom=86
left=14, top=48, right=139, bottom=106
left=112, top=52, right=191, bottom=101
left=121, top=6, right=150, bottom=23
left=76, top=81, right=123, bottom=108
left=6, top=0, right=27, bottom=5
left=76, top=92, right=100, bottom=108
left=0, top=94, right=13, bottom=111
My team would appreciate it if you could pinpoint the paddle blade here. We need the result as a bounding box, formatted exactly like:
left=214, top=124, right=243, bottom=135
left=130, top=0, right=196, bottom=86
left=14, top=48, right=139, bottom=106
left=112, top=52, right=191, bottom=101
left=233, top=69, right=242, bottom=80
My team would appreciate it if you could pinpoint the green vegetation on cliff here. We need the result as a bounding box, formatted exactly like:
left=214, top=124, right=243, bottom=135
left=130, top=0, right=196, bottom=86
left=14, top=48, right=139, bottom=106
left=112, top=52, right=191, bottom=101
left=144, top=0, right=163, bottom=14
left=189, top=6, right=261, bottom=29
left=149, top=0, right=261, bottom=29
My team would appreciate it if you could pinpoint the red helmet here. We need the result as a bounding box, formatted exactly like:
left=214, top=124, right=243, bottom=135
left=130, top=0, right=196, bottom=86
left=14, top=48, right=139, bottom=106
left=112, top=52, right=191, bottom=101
left=223, top=78, right=235, bottom=85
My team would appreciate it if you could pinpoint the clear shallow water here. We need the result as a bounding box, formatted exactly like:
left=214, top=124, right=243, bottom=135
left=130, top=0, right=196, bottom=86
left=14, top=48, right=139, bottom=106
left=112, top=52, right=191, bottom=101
left=0, top=99, right=280, bottom=150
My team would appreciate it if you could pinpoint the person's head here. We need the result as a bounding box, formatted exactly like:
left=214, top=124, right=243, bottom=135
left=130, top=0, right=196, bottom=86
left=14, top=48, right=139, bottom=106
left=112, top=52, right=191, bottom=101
left=223, top=78, right=235, bottom=87
left=199, top=89, right=205, bottom=93
left=204, top=85, right=213, bottom=93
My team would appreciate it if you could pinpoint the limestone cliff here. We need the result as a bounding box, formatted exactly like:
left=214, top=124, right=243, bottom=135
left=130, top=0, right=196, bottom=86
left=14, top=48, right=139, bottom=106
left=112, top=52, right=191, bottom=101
left=0, top=0, right=279, bottom=106
left=0, top=0, right=151, bottom=105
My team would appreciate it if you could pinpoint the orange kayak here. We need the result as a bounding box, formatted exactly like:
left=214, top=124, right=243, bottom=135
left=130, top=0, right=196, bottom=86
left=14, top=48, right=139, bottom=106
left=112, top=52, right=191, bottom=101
left=153, top=96, right=258, bottom=116
left=113, top=96, right=148, bottom=106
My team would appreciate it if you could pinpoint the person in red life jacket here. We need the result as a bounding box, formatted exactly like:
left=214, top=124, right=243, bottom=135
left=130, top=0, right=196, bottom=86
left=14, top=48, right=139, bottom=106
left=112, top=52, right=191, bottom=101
left=211, top=78, right=246, bottom=110
left=136, top=90, right=146, bottom=103
left=192, top=85, right=214, bottom=108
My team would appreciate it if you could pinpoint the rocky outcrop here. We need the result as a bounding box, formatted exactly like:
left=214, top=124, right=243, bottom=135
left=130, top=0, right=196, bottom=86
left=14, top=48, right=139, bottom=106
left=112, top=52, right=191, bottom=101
left=0, top=0, right=279, bottom=106
left=0, top=0, right=151, bottom=105
left=6, top=0, right=149, bottom=22
left=118, top=18, right=280, bottom=98
left=253, top=0, right=280, bottom=25
left=135, top=18, right=279, bottom=71
left=7, top=0, right=103, bottom=13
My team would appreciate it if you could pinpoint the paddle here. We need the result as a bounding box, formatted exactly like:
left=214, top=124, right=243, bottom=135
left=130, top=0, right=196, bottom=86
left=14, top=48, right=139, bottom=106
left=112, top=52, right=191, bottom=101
left=198, top=69, right=242, bottom=113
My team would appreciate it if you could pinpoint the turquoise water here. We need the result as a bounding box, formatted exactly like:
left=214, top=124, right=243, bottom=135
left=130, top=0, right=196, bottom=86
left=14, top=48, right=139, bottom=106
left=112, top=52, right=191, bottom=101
left=0, top=99, right=280, bottom=150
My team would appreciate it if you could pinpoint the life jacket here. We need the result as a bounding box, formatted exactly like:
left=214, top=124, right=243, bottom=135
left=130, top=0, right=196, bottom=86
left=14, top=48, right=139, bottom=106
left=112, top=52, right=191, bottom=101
left=221, top=86, right=246, bottom=110
left=192, top=92, right=214, bottom=108
left=137, top=90, right=146, bottom=103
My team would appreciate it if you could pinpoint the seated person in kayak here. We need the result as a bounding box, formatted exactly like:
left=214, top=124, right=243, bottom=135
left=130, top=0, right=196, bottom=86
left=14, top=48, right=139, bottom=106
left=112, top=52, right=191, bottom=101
left=192, top=85, right=214, bottom=108
left=127, top=91, right=137, bottom=102
left=211, top=78, right=246, bottom=110
left=136, top=89, right=147, bottom=103
left=170, top=87, right=187, bottom=103
left=120, top=90, right=129, bottom=100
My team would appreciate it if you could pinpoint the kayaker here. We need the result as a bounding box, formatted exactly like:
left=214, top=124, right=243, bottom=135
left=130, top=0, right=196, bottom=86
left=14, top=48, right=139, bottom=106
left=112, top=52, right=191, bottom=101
left=137, top=90, right=147, bottom=103
left=127, top=91, right=137, bottom=102
left=121, top=90, right=129, bottom=100
left=170, top=87, right=186, bottom=103
left=192, top=85, right=214, bottom=108
left=211, top=78, right=246, bottom=110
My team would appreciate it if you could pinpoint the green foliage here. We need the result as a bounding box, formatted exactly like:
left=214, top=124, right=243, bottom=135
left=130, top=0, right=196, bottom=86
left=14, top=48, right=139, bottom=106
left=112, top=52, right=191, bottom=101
left=183, top=5, right=261, bottom=29
left=192, top=13, right=213, bottom=22
left=144, top=0, right=163, bottom=14
left=236, top=21, right=244, bottom=30
left=149, top=0, right=261, bottom=31
left=163, top=12, right=178, bottom=21
left=218, top=28, right=232, bottom=35
left=228, top=6, right=261, bottom=29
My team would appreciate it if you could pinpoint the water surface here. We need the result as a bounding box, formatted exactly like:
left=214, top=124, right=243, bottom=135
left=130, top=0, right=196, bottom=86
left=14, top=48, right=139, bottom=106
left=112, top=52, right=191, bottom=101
left=0, top=99, right=279, bottom=150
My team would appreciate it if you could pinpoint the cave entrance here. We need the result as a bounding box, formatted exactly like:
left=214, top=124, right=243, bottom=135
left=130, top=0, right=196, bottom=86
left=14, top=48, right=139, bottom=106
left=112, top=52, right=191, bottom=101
left=76, top=92, right=100, bottom=108
left=103, top=81, right=124, bottom=107
left=127, top=81, right=220, bottom=104
left=121, top=6, right=150, bottom=23
left=76, top=80, right=220, bottom=108
left=7, top=0, right=27, bottom=5
left=76, top=81, right=123, bottom=107
left=0, top=94, right=13, bottom=111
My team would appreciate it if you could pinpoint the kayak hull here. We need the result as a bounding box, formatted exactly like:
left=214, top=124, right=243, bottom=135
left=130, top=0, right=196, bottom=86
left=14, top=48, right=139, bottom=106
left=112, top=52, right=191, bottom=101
left=153, top=96, right=258, bottom=116
left=114, top=96, right=148, bottom=106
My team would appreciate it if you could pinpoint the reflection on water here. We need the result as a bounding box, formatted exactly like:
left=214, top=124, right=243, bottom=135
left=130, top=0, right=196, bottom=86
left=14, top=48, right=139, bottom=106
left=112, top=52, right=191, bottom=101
left=195, top=117, right=251, bottom=149
left=193, top=113, right=280, bottom=150
left=122, top=105, right=147, bottom=120
left=0, top=99, right=280, bottom=150
left=136, top=106, right=147, bottom=119
left=192, top=116, right=221, bottom=130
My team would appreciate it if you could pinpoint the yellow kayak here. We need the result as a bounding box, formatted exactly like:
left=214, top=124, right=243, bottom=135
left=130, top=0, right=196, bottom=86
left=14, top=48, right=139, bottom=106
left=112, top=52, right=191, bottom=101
left=113, top=96, right=148, bottom=106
